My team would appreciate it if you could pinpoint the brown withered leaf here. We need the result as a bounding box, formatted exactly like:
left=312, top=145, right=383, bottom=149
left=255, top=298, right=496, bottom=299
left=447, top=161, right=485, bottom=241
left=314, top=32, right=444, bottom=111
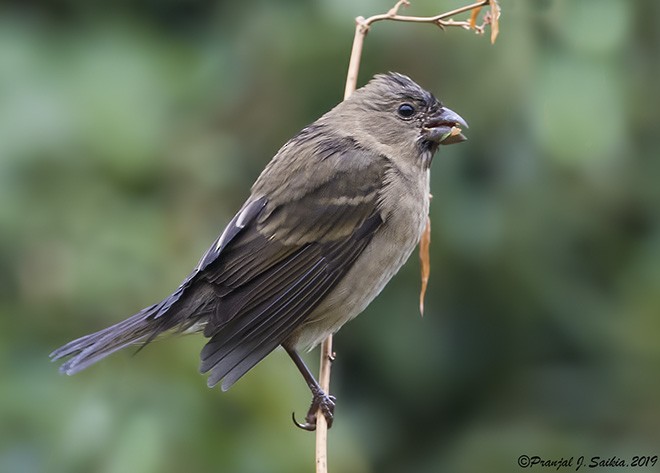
left=490, top=0, right=501, bottom=44
left=419, top=216, right=431, bottom=316
left=469, top=6, right=482, bottom=29
left=468, top=0, right=500, bottom=44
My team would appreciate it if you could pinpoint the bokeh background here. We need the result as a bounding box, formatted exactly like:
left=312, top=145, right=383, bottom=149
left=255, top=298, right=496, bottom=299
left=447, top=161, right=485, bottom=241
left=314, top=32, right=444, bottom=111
left=2, top=0, right=659, bottom=472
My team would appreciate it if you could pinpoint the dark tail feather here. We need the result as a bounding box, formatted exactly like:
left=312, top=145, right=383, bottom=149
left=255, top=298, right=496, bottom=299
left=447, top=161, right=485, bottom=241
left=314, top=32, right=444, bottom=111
left=51, top=279, right=218, bottom=375
left=50, top=304, right=164, bottom=375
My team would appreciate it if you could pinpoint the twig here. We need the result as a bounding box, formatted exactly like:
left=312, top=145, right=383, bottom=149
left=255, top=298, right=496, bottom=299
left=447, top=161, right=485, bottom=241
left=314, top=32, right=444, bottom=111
left=316, top=2, right=499, bottom=472
left=345, top=0, right=494, bottom=97
left=314, top=338, right=334, bottom=472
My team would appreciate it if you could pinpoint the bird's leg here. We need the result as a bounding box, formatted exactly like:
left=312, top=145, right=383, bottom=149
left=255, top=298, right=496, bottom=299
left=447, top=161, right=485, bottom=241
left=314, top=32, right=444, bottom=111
left=284, top=346, right=336, bottom=431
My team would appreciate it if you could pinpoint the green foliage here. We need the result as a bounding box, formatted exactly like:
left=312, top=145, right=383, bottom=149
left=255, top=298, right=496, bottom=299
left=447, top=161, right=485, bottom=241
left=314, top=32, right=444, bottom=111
left=1, top=1, right=659, bottom=472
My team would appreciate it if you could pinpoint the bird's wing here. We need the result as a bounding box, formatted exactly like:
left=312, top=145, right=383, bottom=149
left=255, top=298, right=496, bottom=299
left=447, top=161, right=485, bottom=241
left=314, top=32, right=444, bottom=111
left=197, top=137, right=388, bottom=390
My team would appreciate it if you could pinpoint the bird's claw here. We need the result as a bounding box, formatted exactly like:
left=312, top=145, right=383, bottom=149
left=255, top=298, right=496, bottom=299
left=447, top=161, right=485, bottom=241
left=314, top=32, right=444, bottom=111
left=292, top=391, right=336, bottom=431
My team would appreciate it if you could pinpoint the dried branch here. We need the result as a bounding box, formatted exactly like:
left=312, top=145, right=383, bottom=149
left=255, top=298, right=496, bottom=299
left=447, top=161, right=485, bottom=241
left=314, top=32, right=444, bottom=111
left=315, top=338, right=334, bottom=472
left=345, top=0, right=499, bottom=97
left=315, top=2, right=500, bottom=472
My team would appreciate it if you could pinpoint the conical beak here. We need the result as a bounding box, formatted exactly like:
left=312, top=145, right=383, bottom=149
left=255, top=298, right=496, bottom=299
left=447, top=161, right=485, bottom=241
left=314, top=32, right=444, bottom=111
left=423, top=106, right=468, bottom=145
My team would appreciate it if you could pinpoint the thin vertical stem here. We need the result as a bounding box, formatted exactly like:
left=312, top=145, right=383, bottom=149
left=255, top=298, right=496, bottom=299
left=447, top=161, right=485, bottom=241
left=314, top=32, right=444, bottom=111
left=314, top=336, right=333, bottom=473
left=314, top=2, right=497, bottom=472
left=315, top=16, right=362, bottom=473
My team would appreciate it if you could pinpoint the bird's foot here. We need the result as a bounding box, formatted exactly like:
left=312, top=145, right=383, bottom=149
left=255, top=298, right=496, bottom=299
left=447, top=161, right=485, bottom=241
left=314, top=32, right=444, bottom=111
left=292, top=389, right=336, bottom=431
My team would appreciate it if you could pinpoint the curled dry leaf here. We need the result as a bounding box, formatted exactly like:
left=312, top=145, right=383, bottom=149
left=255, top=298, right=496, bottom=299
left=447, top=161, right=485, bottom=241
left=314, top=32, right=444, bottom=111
left=468, top=0, right=500, bottom=44
left=419, top=216, right=431, bottom=316
left=490, top=0, right=501, bottom=44
left=468, top=6, right=482, bottom=29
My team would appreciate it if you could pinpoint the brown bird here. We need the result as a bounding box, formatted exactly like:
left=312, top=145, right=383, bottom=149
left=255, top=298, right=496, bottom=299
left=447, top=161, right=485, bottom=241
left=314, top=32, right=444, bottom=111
left=50, top=72, right=467, bottom=430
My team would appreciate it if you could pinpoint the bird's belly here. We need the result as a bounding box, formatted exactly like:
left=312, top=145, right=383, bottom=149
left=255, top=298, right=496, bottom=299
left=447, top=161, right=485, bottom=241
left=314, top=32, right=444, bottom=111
left=290, top=182, right=430, bottom=351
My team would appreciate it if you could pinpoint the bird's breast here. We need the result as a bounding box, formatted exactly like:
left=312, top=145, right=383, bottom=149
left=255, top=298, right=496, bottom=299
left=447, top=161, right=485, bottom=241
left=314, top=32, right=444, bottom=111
left=290, top=167, right=431, bottom=350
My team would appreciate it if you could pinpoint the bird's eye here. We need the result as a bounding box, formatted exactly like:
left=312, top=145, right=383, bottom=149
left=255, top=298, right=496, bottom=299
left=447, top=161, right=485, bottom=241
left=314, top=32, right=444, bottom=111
left=397, top=103, right=416, bottom=118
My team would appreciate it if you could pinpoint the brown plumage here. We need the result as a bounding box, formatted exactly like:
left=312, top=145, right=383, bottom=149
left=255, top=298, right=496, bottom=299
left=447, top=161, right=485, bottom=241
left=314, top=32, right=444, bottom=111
left=50, top=72, right=468, bottom=430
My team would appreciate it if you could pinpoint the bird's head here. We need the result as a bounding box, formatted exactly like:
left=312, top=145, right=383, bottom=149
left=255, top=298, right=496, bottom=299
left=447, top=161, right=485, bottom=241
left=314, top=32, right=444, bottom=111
left=335, top=72, right=468, bottom=167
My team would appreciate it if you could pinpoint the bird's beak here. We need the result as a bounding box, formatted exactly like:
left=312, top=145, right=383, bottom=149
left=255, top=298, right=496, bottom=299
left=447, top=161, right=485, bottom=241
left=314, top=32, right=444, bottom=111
left=423, top=106, right=468, bottom=145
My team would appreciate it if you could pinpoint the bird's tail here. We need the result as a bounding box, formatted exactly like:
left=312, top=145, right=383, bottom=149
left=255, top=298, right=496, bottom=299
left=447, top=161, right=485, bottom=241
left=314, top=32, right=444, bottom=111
left=51, top=280, right=216, bottom=375
left=50, top=304, right=167, bottom=375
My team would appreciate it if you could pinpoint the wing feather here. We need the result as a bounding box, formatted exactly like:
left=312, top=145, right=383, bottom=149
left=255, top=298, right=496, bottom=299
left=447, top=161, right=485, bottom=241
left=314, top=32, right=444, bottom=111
left=195, top=139, right=388, bottom=388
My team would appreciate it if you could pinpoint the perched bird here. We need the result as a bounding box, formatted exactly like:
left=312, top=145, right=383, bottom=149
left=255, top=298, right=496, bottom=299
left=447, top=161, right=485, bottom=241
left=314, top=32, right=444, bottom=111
left=50, top=72, right=467, bottom=430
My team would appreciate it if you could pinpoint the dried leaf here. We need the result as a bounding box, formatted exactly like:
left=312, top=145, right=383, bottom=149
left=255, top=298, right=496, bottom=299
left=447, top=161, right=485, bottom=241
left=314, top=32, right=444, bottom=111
left=490, top=0, right=501, bottom=44
left=419, top=216, right=431, bottom=316
left=469, top=6, right=482, bottom=29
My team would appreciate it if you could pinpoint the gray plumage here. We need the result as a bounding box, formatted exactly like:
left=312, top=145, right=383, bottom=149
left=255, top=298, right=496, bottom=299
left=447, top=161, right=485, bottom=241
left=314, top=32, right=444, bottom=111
left=51, top=72, right=467, bottom=398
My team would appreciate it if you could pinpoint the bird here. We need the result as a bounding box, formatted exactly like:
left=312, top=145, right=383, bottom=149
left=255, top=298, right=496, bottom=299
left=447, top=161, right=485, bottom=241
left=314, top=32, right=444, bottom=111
left=50, top=72, right=468, bottom=431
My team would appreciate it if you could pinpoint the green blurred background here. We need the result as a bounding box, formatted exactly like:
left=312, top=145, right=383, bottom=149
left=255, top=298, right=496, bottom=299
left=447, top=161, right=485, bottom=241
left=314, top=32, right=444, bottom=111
left=2, top=0, right=659, bottom=472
